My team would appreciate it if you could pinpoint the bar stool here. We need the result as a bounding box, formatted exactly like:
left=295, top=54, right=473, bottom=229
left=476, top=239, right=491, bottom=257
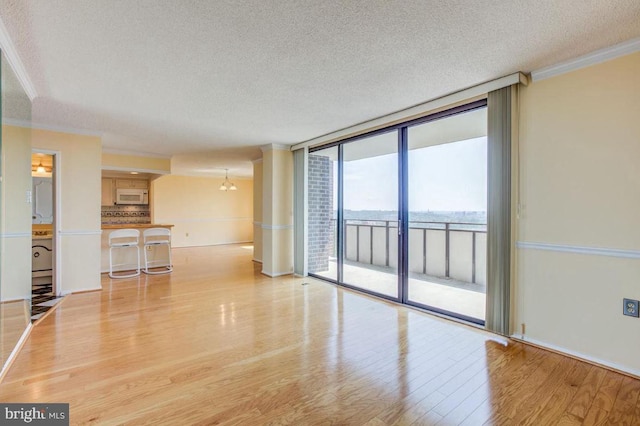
left=142, top=227, right=173, bottom=274
left=108, top=229, right=141, bottom=279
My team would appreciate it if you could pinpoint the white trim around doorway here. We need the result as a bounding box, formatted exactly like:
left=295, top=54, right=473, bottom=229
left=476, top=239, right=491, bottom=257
left=32, top=148, right=63, bottom=296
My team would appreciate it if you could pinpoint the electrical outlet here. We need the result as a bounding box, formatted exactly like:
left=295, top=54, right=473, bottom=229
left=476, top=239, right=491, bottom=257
left=623, top=298, right=639, bottom=317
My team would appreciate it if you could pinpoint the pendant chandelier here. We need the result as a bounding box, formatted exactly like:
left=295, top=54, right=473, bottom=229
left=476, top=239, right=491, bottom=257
left=219, top=169, right=237, bottom=191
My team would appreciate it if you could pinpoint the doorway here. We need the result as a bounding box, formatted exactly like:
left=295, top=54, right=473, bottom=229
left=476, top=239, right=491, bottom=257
left=31, top=151, right=61, bottom=321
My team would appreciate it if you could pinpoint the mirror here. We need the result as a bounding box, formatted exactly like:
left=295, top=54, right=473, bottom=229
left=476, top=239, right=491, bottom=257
left=1, top=49, right=33, bottom=374
left=32, top=153, right=54, bottom=224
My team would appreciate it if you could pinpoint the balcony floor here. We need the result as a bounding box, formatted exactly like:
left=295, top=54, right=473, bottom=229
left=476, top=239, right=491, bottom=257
left=313, top=259, right=486, bottom=321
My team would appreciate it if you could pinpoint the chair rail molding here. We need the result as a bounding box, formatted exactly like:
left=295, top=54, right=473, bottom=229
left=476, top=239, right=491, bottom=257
left=516, top=241, right=640, bottom=259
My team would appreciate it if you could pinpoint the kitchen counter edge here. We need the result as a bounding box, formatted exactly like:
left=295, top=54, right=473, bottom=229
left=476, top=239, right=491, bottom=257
left=101, top=224, right=174, bottom=230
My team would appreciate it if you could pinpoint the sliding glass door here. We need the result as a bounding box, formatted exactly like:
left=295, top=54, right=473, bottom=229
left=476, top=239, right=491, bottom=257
left=406, top=107, right=487, bottom=323
left=307, top=100, right=488, bottom=324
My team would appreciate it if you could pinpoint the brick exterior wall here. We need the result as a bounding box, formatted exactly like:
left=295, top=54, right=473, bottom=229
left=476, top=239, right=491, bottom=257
left=308, top=154, right=334, bottom=273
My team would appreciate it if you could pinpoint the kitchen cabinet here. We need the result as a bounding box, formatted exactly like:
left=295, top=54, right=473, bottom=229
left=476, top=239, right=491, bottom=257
left=101, top=178, right=115, bottom=206
left=116, top=179, right=148, bottom=189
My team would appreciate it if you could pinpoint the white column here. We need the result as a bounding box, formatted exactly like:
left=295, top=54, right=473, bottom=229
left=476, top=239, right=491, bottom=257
left=252, top=158, right=263, bottom=263
left=260, top=144, right=293, bottom=277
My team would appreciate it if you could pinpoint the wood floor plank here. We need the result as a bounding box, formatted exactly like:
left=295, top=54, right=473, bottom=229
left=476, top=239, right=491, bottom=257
left=483, top=348, right=565, bottom=423
left=459, top=400, right=493, bottom=426
left=582, top=371, right=625, bottom=425
left=555, top=412, right=584, bottom=425
left=0, top=244, right=638, bottom=425
left=602, top=375, right=640, bottom=426
left=521, top=359, right=591, bottom=425
left=564, top=365, right=607, bottom=420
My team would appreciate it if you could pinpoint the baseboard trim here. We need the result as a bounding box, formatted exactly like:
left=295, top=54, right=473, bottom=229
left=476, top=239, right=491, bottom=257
left=511, top=335, right=640, bottom=379
left=69, top=287, right=103, bottom=295
left=261, top=270, right=293, bottom=278
left=61, top=286, right=102, bottom=296
left=0, top=323, right=33, bottom=383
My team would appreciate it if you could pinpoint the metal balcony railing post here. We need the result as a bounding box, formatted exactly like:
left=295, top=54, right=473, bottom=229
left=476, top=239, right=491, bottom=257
left=356, top=225, right=360, bottom=262
left=370, top=226, right=374, bottom=264
left=472, top=231, right=476, bottom=284
left=445, top=223, right=450, bottom=278
left=385, top=221, right=389, bottom=267
left=343, top=219, right=347, bottom=260
left=422, top=227, right=427, bottom=274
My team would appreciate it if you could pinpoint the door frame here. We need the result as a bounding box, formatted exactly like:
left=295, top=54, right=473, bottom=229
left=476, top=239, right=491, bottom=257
left=32, top=148, right=62, bottom=296
left=308, top=99, right=488, bottom=324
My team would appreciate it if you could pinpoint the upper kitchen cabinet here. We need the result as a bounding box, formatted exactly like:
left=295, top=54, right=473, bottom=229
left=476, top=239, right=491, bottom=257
left=102, top=177, right=150, bottom=205
left=116, top=179, right=148, bottom=189
left=101, top=178, right=114, bottom=206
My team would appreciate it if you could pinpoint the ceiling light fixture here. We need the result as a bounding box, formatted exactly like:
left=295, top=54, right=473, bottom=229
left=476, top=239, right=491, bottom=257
left=36, top=162, right=47, bottom=173
left=219, top=169, right=237, bottom=191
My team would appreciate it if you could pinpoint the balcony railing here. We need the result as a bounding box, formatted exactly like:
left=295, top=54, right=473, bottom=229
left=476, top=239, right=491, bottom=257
left=337, top=219, right=486, bottom=285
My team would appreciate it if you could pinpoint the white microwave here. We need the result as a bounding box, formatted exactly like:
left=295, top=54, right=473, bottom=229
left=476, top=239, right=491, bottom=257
left=116, top=188, right=149, bottom=205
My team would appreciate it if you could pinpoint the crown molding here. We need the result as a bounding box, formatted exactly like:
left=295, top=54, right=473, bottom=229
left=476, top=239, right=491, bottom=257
left=102, top=148, right=171, bottom=159
left=100, top=165, right=170, bottom=175
left=5, top=119, right=103, bottom=139
left=31, top=121, right=103, bottom=137
left=531, top=37, right=640, bottom=82
left=260, top=143, right=290, bottom=153
left=0, top=16, right=37, bottom=100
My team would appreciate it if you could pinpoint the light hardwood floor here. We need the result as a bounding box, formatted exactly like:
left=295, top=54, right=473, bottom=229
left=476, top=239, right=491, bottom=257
left=1, top=244, right=639, bottom=425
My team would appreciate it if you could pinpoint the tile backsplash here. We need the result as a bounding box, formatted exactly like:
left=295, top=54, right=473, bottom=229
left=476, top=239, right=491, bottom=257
left=101, top=205, right=151, bottom=224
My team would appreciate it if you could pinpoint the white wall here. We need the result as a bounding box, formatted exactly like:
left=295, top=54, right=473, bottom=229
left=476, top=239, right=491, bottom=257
left=152, top=175, right=253, bottom=248
left=516, top=52, right=640, bottom=374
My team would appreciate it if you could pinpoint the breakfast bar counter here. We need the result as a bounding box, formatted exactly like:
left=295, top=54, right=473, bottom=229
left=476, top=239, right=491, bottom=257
left=101, top=223, right=174, bottom=230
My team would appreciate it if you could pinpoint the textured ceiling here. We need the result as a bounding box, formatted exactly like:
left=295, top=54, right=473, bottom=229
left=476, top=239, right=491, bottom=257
left=1, top=0, right=639, bottom=176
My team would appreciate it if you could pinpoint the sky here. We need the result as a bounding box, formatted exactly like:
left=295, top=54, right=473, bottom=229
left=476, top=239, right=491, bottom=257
left=342, top=136, right=487, bottom=212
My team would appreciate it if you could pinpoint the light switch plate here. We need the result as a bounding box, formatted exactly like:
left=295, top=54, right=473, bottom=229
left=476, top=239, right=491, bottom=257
left=623, top=298, right=639, bottom=317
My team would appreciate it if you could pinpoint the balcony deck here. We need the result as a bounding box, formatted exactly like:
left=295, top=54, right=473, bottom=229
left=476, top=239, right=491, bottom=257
left=313, top=259, right=486, bottom=320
